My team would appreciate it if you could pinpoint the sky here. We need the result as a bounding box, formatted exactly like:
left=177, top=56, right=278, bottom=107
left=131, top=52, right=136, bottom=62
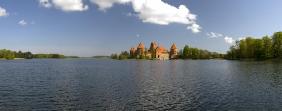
left=0, top=0, right=282, bottom=57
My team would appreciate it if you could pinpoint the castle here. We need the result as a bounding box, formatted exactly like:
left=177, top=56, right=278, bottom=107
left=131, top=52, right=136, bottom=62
left=130, top=42, right=178, bottom=60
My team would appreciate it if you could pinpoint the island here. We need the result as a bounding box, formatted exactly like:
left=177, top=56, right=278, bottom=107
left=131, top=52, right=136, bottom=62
left=111, top=42, right=224, bottom=60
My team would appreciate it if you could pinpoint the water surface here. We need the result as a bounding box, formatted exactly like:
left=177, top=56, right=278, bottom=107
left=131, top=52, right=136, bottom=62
left=0, top=59, right=282, bottom=110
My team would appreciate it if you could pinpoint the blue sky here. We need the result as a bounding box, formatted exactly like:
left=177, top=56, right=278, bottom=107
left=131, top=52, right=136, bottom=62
left=0, top=0, right=282, bottom=57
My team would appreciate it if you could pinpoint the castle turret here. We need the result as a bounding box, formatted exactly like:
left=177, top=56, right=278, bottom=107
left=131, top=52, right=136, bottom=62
left=170, top=43, right=178, bottom=59
left=136, top=42, right=145, bottom=58
left=149, top=42, right=158, bottom=58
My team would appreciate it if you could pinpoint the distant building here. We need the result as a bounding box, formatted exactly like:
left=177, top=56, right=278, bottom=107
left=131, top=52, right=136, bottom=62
left=130, top=42, right=178, bottom=60
left=147, top=42, right=158, bottom=59
left=156, top=45, right=169, bottom=60
left=136, top=42, right=145, bottom=59
left=169, top=43, right=178, bottom=59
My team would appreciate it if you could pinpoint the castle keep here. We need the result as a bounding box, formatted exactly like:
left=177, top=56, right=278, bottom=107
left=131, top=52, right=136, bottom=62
left=130, top=42, right=178, bottom=60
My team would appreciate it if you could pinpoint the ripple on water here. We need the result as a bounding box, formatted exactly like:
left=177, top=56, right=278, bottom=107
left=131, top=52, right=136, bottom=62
left=1, top=59, right=282, bottom=110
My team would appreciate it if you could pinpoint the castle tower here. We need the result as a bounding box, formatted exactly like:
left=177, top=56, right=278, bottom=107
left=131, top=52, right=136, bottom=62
left=149, top=42, right=158, bottom=58
left=136, top=42, right=145, bottom=58
left=170, top=43, right=178, bottom=59
left=149, top=42, right=158, bottom=52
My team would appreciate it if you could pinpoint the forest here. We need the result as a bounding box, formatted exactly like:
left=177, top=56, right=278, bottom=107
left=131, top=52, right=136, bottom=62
left=0, top=50, right=65, bottom=60
left=226, top=32, right=282, bottom=60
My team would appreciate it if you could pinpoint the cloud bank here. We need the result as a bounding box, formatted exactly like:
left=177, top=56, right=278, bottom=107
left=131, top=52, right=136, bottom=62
left=90, top=0, right=131, bottom=10
left=38, top=0, right=200, bottom=33
left=91, top=0, right=201, bottom=33
left=0, top=6, right=8, bottom=17
left=39, top=0, right=88, bottom=12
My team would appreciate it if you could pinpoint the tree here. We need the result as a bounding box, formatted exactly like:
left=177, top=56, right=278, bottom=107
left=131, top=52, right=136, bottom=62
left=191, top=48, right=199, bottom=59
left=119, top=51, right=129, bottom=60
left=0, top=49, right=15, bottom=60
left=272, top=32, right=282, bottom=58
left=245, top=37, right=255, bottom=58
left=111, top=54, right=118, bottom=59
left=262, top=36, right=272, bottom=58
left=182, top=45, right=190, bottom=59
left=254, top=39, right=264, bottom=59
left=24, top=52, right=33, bottom=59
left=239, top=39, right=247, bottom=58
left=226, top=32, right=282, bottom=60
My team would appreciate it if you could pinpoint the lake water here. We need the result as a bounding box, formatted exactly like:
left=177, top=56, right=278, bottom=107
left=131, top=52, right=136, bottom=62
left=0, top=59, right=282, bottom=110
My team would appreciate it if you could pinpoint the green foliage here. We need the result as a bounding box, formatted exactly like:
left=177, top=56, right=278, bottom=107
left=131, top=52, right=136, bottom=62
left=180, top=45, right=222, bottom=59
left=66, top=56, right=80, bottom=58
left=0, top=49, right=15, bottom=60
left=0, top=49, right=66, bottom=60
left=33, top=54, right=65, bottom=59
left=272, top=32, right=282, bottom=58
left=262, top=36, right=272, bottom=58
left=111, top=53, right=119, bottom=59
left=15, top=51, right=33, bottom=59
left=182, top=45, right=190, bottom=59
left=226, top=32, right=282, bottom=60
left=111, top=51, right=130, bottom=60
left=119, top=51, right=130, bottom=60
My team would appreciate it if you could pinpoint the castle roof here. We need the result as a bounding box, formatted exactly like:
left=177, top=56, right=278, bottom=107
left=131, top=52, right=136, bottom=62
left=156, top=45, right=167, bottom=53
left=137, top=42, right=145, bottom=49
left=171, top=43, right=177, bottom=49
left=150, top=41, right=158, bottom=49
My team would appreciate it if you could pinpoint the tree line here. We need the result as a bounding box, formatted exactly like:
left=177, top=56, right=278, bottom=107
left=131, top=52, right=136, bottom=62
left=111, top=51, right=130, bottom=60
left=226, top=32, right=282, bottom=60
left=0, top=49, right=65, bottom=60
left=180, top=45, right=224, bottom=59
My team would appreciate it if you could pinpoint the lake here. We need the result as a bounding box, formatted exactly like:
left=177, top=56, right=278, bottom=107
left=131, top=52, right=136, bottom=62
left=0, top=59, right=282, bottom=110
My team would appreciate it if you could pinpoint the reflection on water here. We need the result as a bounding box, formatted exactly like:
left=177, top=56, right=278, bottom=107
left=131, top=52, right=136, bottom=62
left=0, top=59, right=282, bottom=110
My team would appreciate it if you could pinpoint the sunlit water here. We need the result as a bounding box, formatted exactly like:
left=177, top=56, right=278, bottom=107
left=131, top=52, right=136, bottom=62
left=0, top=59, right=282, bottom=110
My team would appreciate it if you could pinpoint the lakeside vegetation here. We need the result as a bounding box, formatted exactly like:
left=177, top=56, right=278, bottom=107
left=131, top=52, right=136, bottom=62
left=180, top=45, right=224, bottom=59
left=2, top=31, right=282, bottom=61
left=112, top=31, right=282, bottom=61
left=226, top=32, right=282, bottom=60
left=0, top=49, right=67, bottom=60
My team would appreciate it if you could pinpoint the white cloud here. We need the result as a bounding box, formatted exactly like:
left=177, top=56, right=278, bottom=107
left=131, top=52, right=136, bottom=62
left=0, top=6, right=8, bottom=17
left=39, top=0, right=88, bottom=12
left=224, top=36, right=235, bottom=45
left=207, top=32, right=223, bottom=38
left=90, top=0, right=131, bottom=10
left=238, top=37, right=245, bottom=41
left=207, top=32, right=236, bottom=45
left=187, top=24, right=201, bottom=33
left=126, top=12, right=137, bottom=17
left=39, top=0, right=52, bottom=8
left=18, top=20, right=28, bottom=26
left=91, top=0, right=201, bottom=33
